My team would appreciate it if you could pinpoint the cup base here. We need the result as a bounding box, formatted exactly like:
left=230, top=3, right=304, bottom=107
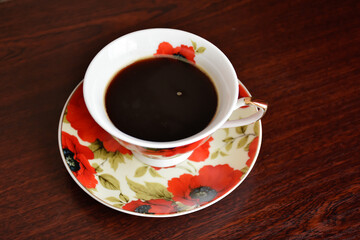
left=132, top=151, right=192, bottom=167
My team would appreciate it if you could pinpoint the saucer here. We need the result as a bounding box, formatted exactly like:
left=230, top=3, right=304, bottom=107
left=58, top=81, right=262, bottom=217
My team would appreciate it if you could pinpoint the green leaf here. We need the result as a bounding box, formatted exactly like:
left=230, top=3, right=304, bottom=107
left=149, top=167, right=162, bottom=178
left=86, top=187, right=97, bottom=193
left=88, top=140, right=127, bottom=171
left=196, top=47, right=206, bottom=53
left=187, top=161, right=197, bottom=171
left=119, top=193, right=129, bottom=203
left=63, top=115, right=69, bottom=123
left=240, top=166, right=249, bottom=175
left=88, top=140, right=106, bottom=157
left=144, top=182, right=173, bottom=200
left=134, top=166, right=148, bottom=177
left=88, top=140, right=126, bottom=170
left=106, top=196, right=120, bottom=202
left=126, top=177, right=173, bottom=201
left=237, top=135, right=249, bottom=149
left=254, top=121, right=260, bottom=136
left=99, top=174, right=120, bottom=190
left=62, top=109, right=69, bottom=123
left=236, top=126, right=248, bottom=134
left=113, top=203, right=125, bottom=208
left=244, top=142, right=251, bottom=151
left=224, top=128, right=229, bottom=136
left=175, top=201, right=192, bottom=212
left=126, top=177, right=152, bottom=200
left=177, top=166, right=193, bottom=173
left=220, top=151, right=229, bottom=157
left=109, top=153, right=125, bottom=171
left=223, top=137, right=234, bottom=143
left=191, top=40, right=197, bottom=50
left=211, top=150, right=219, bottom=159
left=225, top=141, right=233, bottom=151
left=91, top=163, right=103, bottom=173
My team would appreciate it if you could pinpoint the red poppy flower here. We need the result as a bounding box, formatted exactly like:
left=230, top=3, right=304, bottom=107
left=246, top=137, right=259, bottom=167
left=66, top=83, right=131, bottom=154
left=167, top=164, right=242, bottom=206
left=155, top=42, right=196, bottom=63
left=61, top=132, right=98, bottom=188
left=188, top=137, right=213, bottom=162
left=140, top=137, right=207, bottom=158
left=152, top=136, right=214, bottom=170
left=151, top=137, right=213, bottom=170
left=122, top=199, right=177, bottom=214
left=238, top=84, right=250, bottom=98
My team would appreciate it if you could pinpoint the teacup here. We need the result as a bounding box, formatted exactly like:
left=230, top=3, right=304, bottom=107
left=83, top=28, right=267, bottom=167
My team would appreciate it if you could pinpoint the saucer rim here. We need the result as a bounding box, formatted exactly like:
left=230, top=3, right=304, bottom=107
left=58, top=80, right=262, bottom=218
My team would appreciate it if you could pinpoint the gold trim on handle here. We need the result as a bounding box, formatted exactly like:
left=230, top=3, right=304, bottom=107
left=243, top=97, right=268, bottom=113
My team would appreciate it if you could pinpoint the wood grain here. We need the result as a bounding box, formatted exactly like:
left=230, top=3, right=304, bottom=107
left=1, top=0, right=359, bottom=239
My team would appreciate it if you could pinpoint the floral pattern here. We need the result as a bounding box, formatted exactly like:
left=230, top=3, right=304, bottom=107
left=167, top=165, right=243, bottom=206
left=246, top=136, right=259, bottom=167
left=151, top=137, right=214, bottom=171
left=155, top=42, right=196, bottom=63
left=138, top=137, right=208, bottom=158
left=61, top=132, right=98, bottom=188
left=122, top=199, right=177, bottom=215
left=59, top=41, right=261, bottom=216
left=188, top=137, right=213, bottom=162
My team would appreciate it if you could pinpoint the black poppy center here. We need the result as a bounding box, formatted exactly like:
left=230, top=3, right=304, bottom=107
left=63, top=148, right=80, bottom=172
left=135, top=205, right=152, bottom=214
left=190, top=186, right=217, bottom=203
left=173, top=53, right=186, bottom=59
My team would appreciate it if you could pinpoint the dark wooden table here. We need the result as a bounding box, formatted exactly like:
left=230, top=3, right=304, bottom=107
left=1, top=0, right=359, bottom=239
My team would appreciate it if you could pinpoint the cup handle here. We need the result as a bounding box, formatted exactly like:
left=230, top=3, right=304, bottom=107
left=221, top=97, right=268, bottom=128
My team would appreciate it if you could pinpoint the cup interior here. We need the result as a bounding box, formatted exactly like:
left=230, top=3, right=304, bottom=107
left=83, top=28, right=239, bottom=148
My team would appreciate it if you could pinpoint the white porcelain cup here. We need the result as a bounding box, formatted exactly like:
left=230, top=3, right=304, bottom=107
left=83, top=28, right=267, bottom=167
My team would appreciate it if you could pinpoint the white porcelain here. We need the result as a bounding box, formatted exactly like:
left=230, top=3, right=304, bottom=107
left=83, top=28, right=266, bottom=166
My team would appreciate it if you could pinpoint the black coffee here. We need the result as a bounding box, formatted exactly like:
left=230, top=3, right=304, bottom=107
left=105, top=56, right=218, bottom=142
